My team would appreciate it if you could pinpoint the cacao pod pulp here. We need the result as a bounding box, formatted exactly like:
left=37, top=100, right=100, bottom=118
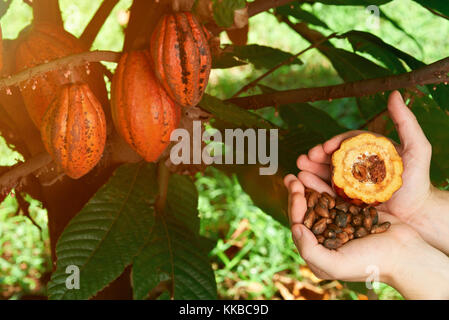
left=151, top=12, right=212, bottom=108
left=111, top=51, right=181, bottom=162
left=15, top=23, right=107, bottom=128
left=41, top=83, right=107, bottom=180
left=331, top=133, right=403, bottom=206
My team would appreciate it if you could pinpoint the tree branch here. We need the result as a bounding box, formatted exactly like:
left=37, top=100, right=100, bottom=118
left=0, top=153, right=52, bottom=194
left=227, top=56, right=449, bottom=109
left=247, top=0, right=295, bottom=17
left=0, top=50, right=121, bottom=90
left=80, top=0, right=120, bottom=48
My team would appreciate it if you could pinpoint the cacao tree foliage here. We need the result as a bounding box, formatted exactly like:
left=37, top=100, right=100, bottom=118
left=1, top=0, right=449, bottom=300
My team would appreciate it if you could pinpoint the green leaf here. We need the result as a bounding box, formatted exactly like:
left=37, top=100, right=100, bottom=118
left=280, top=103, right=347, bottom=140
left=279, top=127, right=325, bottom=175
left=48, top=163, right=158, bottom=300
left=344, top=31, right=407, bottom=74
left=212, top=52, right=248, bottom=69
left=166, top=175, right=199, bottom=235
left=132, top=174, right=217, bottom=300
left=200, top=94, right=276, bottom=130
left=212, top=0, right=246, bottom=28
left=410, top=96, right=449, bottom=184
left=413, top=0, right=449, bottom=17
left=276, top=4, right=329, bottom=29
left=236, top=167, right=289, bottom=227
left=342, top=31, right=449, bottom=111
left=223, top=44, right=303, bottom=70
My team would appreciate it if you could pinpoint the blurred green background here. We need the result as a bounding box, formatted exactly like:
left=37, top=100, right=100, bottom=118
left=1, top=0, right=448, bottom=299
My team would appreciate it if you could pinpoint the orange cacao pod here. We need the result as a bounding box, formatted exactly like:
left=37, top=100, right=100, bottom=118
left=15, top=23, right=107, bottom=128
left=41, top=83, right=107, bottom=180
left=151, top=12, right=212, bottom=108
left=111, top=51, right=181, bottom=162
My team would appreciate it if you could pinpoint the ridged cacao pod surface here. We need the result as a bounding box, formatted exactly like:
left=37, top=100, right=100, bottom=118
left=151, top=12, right=212, bottom=108
left=111, top=51, right=181, bottom=162
left=15, top=23, right=107, bottom=128
left=41, top=83, right=107, bottom=180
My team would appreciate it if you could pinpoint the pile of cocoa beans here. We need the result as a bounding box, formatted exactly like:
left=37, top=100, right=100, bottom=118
left=304, top=189, right=391, bottom=250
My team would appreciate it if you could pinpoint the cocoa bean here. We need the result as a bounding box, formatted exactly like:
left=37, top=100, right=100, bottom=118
left=371, top=222, right=391, bottom=234
left=317, top=235, right=325, bottom=244
left=304, top=208, right=316, bottom=229
left=319, top=196, right=329, bottom=209
left=312, top=218, right=328, bottom=235
left=336, top=232, right=350, bottom=244
left=326, top=219, right=333, bottom=224
left=343, top=225, right=355, bottom=234
left=322, top=192, right=335, bottom=209
left=307, top=191, right=320, bottom=208
left=329, top=209, right=337, bottom=219
left=369, top=207, right=379, bottom=225
left=349, top=234, right=354, bottom=240
left=327, top=223, right=342, bottom=234
left=346, top=213, right=352, bottom=224
left=363, top=214, right=373, bottom=231
left=355, top=227, right=369, bottom=238
left=335, top=201, right=349, bottom=212
left=323, top=229, right=336, bottom=239
left=349, top=205, right=360, bottom=215
left=324, top=238, right=343, bottom=250
left=352, top=214, right=363, bottom=227
left=335, top=212, right=348, bottom=228
left=315, top=204, right=330, bottom=218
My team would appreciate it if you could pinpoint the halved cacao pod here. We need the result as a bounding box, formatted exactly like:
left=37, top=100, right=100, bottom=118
left=41, top=83, right=107, bottom=180
left=15, top=23, right=107, bottom=128
left=111, top=51, right=181, bottom=162
left=331, top=133, right=403, bottom=206
left=151, top=12, right=212, bottom=108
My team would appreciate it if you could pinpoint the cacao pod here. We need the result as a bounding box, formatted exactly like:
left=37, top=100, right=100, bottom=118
left=151, top=12, right=212, bottom=108
left=111, top=51, right=181, bottom=162
left=331, top=133, right=403, bottom=206
left=15, top=23, right=108, bottom=128
left=41, top=83, right=107, bottom=180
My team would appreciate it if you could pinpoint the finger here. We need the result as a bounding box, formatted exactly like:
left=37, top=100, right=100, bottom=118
left=297, top=155, right=332, bottom=181
left=284, top=174, right=298, bottom=190
left=291, top=224, right=338, bottom=268
left=308, top=144, right=331, bottom=164
left=289, top=192, right=307, bottom=225
left=322, top=130, right=366, bottom=155
left=297, top=171, right=335, bottom=196
left=388, top=91, right=431, bottom=156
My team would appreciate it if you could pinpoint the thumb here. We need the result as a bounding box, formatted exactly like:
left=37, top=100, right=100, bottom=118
left=388, top=91, right=431, bottom=155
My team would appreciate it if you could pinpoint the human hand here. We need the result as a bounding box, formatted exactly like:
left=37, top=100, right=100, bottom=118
left=296, top=91, right=433, bottom=229
left=284, top=173, right=449, bottom=299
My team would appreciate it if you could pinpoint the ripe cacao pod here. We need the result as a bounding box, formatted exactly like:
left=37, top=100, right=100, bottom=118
left=41, top=83, right=107, bottom=180
left=331, top=133, right=403, bottom=206
left=15, top=23, right=108, bottom=128
left=111, top=51, right=181, bottom=162
left=151, top=12, right=212, bottom=108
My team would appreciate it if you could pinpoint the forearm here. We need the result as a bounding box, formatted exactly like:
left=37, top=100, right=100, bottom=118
left=409, top=186, right=449, bottom=254
left=388, top=238, right=449, bottom=300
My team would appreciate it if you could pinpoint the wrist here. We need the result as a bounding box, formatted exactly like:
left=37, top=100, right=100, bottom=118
left=387, top=238, right=449, bottom=299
